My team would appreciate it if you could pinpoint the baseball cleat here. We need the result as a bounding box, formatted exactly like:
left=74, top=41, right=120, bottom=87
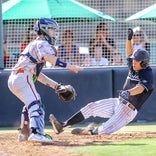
left=71, top=123, right=98, bottom=135
left=71, top=127, right=92, bottom=135
left=49, top=114, right=64, bottom=134
left=28, top=133, right=53, bottom=144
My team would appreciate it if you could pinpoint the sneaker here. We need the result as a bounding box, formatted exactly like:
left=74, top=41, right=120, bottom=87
left=28, top=133, right=53, bottom=144
left=49, top=114, right=63, bottom=134
left=18, top=133, right=27, bottom=141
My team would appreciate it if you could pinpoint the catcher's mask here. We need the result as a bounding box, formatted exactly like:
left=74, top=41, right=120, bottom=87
left=34, top=18, right=58, bottom=46
left=131, top=49, right=150, bottom=69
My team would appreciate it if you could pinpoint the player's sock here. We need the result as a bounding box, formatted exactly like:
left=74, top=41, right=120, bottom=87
left=63, top=111, right=84, bottom=127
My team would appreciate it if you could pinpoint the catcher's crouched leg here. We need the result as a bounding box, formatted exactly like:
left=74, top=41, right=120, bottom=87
left=49, top=114, right=64, bottom=134
left=18, top=106, right=30, bottom=141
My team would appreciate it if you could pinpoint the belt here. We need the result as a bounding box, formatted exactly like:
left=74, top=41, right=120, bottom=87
left=119, top=98, right=136, bottom=111
left=16, top=68, right=24, bottom=74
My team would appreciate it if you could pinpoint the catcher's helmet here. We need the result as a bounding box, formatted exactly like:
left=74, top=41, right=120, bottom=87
left=131, top=49, right=150, bottom=68
left=34, top=18, right=58, bottom=45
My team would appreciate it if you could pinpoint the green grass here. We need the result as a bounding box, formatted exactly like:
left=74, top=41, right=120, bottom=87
left=67, top=122, right=156, bottom=156
left=118, top=122, right=156, bottom=132
left=69, top=139, right=156, bottom=156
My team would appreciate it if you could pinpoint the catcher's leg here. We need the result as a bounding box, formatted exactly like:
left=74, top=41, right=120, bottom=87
left=27, top=100, right=53, bottom=144
left=8, top=72, right=52, bottom=144
left=18, top=105, right=30, bottom=141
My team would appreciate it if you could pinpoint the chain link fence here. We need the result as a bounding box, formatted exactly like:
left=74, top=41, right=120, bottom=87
left=1, top=0, right=156, bottom=68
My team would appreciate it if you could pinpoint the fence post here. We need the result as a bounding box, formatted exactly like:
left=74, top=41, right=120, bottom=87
left=0, top=0, right=4, bottom=68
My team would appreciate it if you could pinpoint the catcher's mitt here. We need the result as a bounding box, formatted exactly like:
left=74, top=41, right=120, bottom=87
left=55, top=84, right=77, bottom=102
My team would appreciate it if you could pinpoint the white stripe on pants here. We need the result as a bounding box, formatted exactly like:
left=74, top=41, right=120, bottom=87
left=80, top=98, right=137, bottom=134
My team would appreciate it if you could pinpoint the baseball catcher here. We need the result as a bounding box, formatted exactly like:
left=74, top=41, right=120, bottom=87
left=8, top=17, right=83, bottom=144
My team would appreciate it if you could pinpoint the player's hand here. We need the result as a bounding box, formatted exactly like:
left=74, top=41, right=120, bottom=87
left=128, top=28, right=133, bottom=40
left=67, top=64, right=83, bottom=73
left=119, top=90, right=130, bottom=100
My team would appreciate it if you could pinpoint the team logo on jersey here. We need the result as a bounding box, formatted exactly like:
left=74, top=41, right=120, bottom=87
left=128, top=72, right=139, bottom=81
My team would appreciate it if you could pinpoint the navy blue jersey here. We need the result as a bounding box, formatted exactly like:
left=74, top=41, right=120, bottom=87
left=123, top=57, right=154, bottom=111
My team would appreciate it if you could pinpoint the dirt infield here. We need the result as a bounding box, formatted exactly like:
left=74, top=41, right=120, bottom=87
left=0, top=131, right=156, bottom=156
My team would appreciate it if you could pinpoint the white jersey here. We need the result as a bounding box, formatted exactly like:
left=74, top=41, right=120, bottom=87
left=13, top=36, right=56, bottom=75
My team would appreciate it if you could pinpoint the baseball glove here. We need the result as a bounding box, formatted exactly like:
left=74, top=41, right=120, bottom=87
left=55, top=84, right=77, bottom=102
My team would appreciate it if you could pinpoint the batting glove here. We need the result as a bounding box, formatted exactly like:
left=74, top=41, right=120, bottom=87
left=128, top=28, right=133, bottom=40
left=119, top=90, right=130, bottom=100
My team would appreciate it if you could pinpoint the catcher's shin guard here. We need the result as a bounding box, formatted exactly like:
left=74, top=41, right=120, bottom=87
left=28, top=100, right=45, bottom=135
left=49, top=114, right=63, bottom=134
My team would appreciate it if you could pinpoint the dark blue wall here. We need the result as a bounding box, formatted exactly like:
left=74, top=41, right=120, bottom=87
left=0, top=66, right=156, bottom=127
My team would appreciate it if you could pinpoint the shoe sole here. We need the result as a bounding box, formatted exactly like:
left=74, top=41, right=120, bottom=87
left=71, top=127, right=92, bottom=135
left=49, top=114, right=63, bottom=134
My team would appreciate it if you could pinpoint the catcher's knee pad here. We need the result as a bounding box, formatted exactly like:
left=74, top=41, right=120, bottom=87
left=28, top=100, right=44, bottom=118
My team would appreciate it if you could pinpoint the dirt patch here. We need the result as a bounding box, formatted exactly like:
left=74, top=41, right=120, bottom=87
left=0, top=131, right=156, bottom=156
